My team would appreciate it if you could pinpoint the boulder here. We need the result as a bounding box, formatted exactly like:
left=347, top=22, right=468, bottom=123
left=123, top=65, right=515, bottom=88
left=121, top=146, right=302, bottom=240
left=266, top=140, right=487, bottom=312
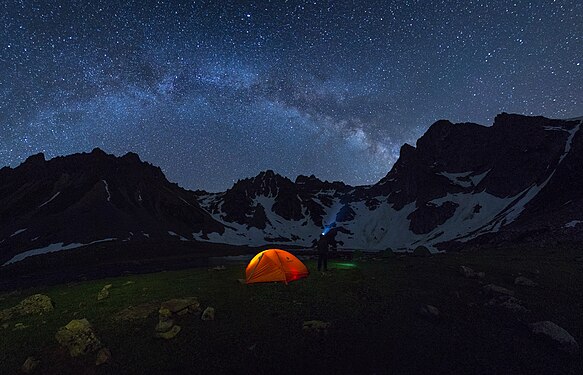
left=412, top=246, right=432, bottom=257
left=154, top=325, right=181, bottom=339
left=13, top=323, right=28, bottom=330
left=529, top=321, right=579, bottom=354
left=153, top=305, right=182, bottom=338
left=95, top=347, right=112, bottom=366
left=97, top=284, right=112, bottom=301
left=113, top=303, right=158, bottom=321
left=485, top=296, right=529, bottom=313
left=155, top=319, right=174, bottom=333
left=303, top=320, right=331, bottom=333
left=21, top=356, right=39, bottom=374
left=514, top=276, right=537, bottom=287
left=483, top=284, right=515, bottom=296
left=158, top=307, right=172, bottom=320
left=160, top=297, right=200, bottom=315
left=201, top=307, right=215, bottom=321
left=459, top=266, right=485, bottom=279
left=55, top=318, right=102, bottom=357
left=419, top=304, right=440, bottom=319
left=1, top=294, right=54, bottom=321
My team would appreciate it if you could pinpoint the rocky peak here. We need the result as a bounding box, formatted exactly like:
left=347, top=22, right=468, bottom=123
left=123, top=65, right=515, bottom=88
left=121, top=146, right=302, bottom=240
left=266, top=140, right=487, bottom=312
left=23, top=152, right=46, bottom=166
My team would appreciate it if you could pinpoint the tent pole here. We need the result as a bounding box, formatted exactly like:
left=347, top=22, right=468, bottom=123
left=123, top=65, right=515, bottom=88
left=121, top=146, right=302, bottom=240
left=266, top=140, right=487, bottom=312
left=274, top=250, right=288, bottom=285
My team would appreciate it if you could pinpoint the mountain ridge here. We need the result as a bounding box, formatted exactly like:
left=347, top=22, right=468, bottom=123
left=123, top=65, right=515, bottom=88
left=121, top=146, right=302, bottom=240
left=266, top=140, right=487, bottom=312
left=1, top=113, right=583, bottom=265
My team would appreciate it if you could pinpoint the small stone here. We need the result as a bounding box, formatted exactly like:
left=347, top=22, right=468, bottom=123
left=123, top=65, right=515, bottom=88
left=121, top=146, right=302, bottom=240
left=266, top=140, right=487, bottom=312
left=123, top=281, right=135, bottom=285
left=154, top=325, right=181, bottom=339
left=419, top=304, right=440, bottom=319
left=21, top=356, right=39, bottom=373
left=303, top=320, right=331, bottom=333
left=459, top=266, right=485, bottom=279
left=155, top=319, right=174, bottom=333
left=514, top=276, right=537, bottom=287
left=201, top=307, right=215, bottom=321
left=95, top=347, right=112, bottom=366
left=483, top=284, right=515, bottom=296
left=97, top=284, right=112, bottom=301
left=13, top=322, right=29, bottom=330
left=530, top=321, right=579, bottom=354
left=485, top=296, right=529, bottom=313
left=212, top=265, right=226, bottom=271
left=158, top=308, right=172, bottom=320
left=160, top=297, right=200, bottom=315
left=114, top=303, right=158, bottom=321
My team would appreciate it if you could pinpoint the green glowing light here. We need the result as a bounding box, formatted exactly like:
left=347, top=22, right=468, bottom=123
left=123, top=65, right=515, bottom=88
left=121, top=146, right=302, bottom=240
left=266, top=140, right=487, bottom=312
left=333, top=262, right=357, bottom=269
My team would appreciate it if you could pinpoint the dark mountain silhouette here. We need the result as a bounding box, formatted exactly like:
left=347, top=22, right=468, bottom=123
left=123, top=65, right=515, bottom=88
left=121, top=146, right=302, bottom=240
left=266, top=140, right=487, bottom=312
left=1, top=113, right=582, bottom=265
left=0, top=148, right=224, bottom=265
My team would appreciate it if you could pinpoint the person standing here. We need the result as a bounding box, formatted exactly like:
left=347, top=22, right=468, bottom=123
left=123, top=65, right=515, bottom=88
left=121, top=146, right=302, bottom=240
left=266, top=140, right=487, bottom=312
left=316, top=233, right=329, bottom=272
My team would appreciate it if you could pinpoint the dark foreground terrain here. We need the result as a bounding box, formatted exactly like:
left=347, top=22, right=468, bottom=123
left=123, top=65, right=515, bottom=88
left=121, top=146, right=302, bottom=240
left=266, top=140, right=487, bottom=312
left=1, top=245, right=582, bottom=374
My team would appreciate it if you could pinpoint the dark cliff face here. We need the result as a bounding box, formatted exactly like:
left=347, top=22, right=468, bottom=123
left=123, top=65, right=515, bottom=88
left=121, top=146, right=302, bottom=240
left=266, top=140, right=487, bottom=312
left=0, top=148, right=225, bottom=264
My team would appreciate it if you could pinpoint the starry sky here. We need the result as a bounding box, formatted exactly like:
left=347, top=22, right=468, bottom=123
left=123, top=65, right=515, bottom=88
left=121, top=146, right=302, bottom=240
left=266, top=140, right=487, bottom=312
left=1, top=1, right=582, bottom=191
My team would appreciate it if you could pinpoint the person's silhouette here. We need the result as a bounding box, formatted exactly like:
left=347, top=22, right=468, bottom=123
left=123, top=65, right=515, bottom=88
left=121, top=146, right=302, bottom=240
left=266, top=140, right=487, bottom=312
left=316, top=233, right=330, bottom=272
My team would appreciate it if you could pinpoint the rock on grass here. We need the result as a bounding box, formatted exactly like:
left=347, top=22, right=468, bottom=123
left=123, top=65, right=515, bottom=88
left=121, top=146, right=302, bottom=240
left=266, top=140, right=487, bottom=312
left=483, top=284, right=514, bottom=296
left=419, top=305, right=440, bottom=320
left=97, top=284, right=112, bottom=301
left=95, top=347, right=112, bottom=366
left=529, top=321, right=579, bottom=354
left=21, top=356, right=39, bottom=373
left=114, top=302, right=158, bottom=321
left=201, top=307, right=215, bottom=321
left=0, top=294, right=54, bottom=321
left=303, top=320, right=331, bottom=333
left=514, top=276, right=537, bottom=287
left=154, top=325, right=181, bottom=339
left=160, top=297, right=200, bottom=315
left=459, top=266, right=485, bottom=279
left=485, top=296, right=529, bottom=313
left=55, top=319, right=102, bottom=357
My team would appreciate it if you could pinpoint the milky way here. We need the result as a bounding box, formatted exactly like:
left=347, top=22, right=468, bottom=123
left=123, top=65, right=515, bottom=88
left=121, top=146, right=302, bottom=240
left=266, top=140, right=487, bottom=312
left=1, top=1, right=582, bottom=191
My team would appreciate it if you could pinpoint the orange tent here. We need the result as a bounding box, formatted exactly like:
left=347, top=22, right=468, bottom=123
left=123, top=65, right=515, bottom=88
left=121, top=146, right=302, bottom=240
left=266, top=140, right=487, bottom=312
left=245, top=249, right=309, bottom=284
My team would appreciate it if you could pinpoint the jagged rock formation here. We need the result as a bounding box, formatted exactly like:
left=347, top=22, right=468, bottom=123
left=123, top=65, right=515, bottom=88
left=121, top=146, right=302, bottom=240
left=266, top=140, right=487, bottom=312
left=1, top=113, right=582, bottom=264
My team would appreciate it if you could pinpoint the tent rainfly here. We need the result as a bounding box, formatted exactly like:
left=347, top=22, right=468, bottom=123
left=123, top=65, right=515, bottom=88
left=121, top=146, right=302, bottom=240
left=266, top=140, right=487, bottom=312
left=245, top=249, right=309, bottom=284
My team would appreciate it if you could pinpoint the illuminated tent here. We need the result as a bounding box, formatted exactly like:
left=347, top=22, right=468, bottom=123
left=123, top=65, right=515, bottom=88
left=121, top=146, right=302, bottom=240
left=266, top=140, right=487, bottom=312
left=245, top=249, right=309, bottom=284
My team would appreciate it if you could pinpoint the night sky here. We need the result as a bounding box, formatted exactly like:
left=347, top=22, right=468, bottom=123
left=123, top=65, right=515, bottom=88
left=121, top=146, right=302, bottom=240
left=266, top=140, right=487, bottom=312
left=1, top=1, right=581, bottom=191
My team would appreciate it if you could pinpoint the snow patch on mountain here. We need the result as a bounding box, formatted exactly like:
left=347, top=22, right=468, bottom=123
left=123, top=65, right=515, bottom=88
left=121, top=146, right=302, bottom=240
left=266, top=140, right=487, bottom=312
left=4, top=238, right=118, bottom=265
left=565, top=220, right=582, bottom=228
left=437, top=170, right=490, bottom=188
left=559, top=122, right=581, bottom=163
left=38, top=192, right=61, bottom=208
left=438, top=172, right=473, bottom=188
left=10, top=228, right=28, bottom=237
left=102, top=180, right=111, bottom=201
left=168, top=231, right=189, bottom=241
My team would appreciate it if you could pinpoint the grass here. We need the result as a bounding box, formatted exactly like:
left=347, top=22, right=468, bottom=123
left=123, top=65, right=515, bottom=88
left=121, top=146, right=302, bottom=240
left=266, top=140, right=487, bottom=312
left=1, top=246, right=582, bottom=374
